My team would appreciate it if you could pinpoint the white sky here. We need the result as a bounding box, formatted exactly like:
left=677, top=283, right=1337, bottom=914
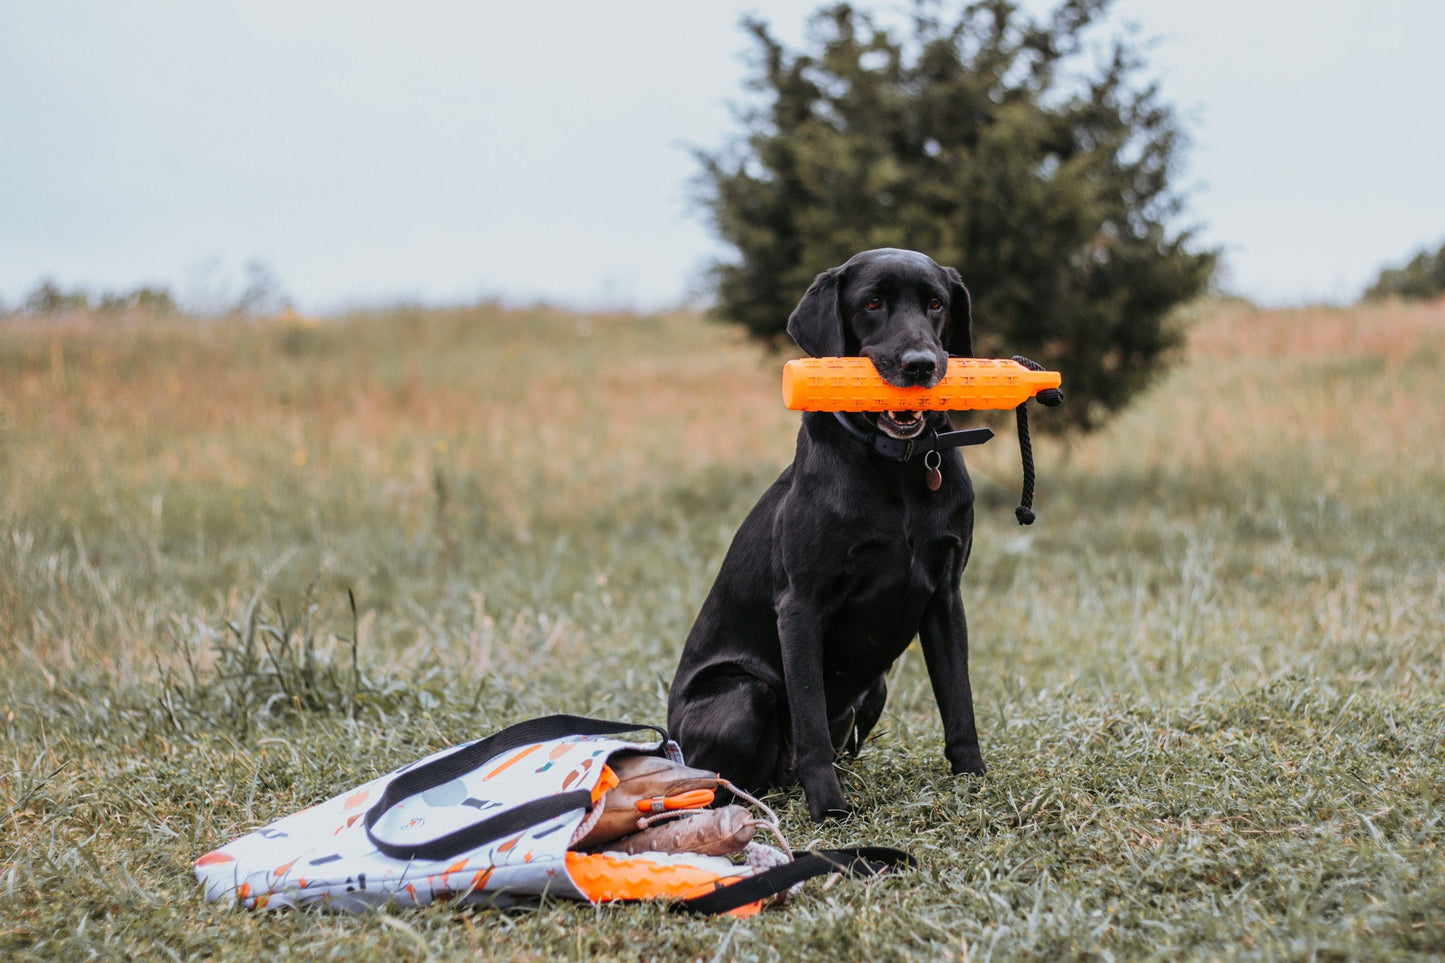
left=3, top=1, right=1443, bottom=313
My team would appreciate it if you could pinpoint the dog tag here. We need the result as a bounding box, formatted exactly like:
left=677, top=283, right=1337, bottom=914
left=924, top=450, right=943, bottom=491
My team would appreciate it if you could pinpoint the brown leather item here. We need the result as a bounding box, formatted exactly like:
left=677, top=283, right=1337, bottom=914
left=571, top=754, right=721, bottom=850
left=607, top=805, right=757, bottom=856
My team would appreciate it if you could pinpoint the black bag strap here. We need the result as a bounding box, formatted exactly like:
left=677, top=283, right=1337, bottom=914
left=674, top=846, right=917, bottom=915
left=365, top=714, right=667, bottom=862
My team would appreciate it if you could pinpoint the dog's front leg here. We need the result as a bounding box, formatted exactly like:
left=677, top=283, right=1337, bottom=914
left=918, top=584, right=987, bottom=776
left=776, top=590, right=852, bottom=821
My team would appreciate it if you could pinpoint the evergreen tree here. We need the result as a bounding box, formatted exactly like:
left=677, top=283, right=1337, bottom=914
left=696, top=0, right=1217, bottom=431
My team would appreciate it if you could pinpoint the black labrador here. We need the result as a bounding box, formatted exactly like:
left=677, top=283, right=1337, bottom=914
left=668, top=248, right=988, bottom=822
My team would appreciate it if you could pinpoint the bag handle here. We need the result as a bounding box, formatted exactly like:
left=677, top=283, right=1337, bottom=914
left=674, top=847, right=917, bottom=915
left=365, top=714, right=667, bottom=862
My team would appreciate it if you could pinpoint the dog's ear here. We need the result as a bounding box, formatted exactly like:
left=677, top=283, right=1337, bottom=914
left=787, top=267, right=846, bottom=358
left=943, top=266, right=974, bottom=358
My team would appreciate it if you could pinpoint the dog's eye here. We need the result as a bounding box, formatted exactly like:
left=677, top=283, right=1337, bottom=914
left=864, top=297, right=883, bottom=310
left=928, top=298, right=944, bottom=311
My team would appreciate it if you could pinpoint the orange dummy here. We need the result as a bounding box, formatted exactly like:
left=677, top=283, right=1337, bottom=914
left=782, top=357, right=1061, bottom=412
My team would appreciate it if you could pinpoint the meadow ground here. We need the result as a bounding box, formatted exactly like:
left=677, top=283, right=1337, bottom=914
left=1, top=296, right=1442, bottom=960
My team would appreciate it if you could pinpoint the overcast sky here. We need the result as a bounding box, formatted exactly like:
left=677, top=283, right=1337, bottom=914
left=3, top=1, right=1443, bottom=313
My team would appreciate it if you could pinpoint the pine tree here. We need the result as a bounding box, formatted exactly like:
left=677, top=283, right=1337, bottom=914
left=696, top=0, right=1217, bottom=431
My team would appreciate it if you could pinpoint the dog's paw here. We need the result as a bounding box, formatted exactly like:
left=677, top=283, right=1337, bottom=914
left=949, top=753, right=987, bottom=777
left=807, top=793, right=855, bottom=823
left=810, top=801, right=855, bottom=823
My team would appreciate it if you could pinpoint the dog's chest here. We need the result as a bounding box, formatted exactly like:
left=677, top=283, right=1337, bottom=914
left=842, top=527, right=956, bottom=599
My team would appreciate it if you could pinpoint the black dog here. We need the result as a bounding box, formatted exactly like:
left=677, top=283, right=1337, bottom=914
left=668, top=248, right=988, bottom=822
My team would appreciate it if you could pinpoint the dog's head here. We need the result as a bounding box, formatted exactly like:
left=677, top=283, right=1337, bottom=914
left=787, top=248, right=974, bottom=440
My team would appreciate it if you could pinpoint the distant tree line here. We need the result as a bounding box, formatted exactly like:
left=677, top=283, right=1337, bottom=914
left=2, top=260, right=292, bottom=320
left=11, top=279, right=179, bottom=317
left=1364, top=238, right=1445, bottom=302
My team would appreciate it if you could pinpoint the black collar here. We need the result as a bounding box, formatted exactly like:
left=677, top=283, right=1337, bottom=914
left=831, top=412, right=994, bottom=462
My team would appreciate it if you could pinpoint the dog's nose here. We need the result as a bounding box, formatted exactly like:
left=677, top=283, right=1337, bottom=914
left=900, top=350, right=938, bottom=384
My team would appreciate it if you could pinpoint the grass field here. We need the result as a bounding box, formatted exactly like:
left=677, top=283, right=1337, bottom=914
left=2, top=295, right=1443, bottom=960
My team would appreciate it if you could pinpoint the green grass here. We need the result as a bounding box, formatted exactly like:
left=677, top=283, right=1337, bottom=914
left=2, top=298, right=1443, bottom=960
